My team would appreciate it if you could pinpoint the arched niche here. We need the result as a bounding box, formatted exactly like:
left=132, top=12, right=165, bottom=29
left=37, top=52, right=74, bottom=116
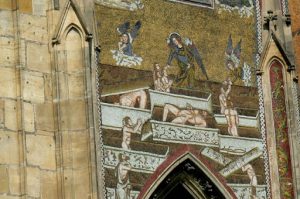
left=51, top=1, right=97, bottom=198
left=138, top=146, right=237, bottom=199
left=63, top=26, right=86, bottom=99
left=65, top=27, right=84, bottom=73
left=258, top=31, right=300, bottom=198
left=260, top=54, right=296, bottom=198
left=268, top=59, right=294, bottom=198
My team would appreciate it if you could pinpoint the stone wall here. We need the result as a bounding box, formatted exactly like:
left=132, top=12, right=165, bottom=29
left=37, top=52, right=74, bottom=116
left=0, top=0, right=98, bottom=198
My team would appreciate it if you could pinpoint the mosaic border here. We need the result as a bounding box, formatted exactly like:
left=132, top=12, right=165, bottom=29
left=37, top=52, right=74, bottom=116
left=95, top=47, right=107, bottom=199
left=254, top=0, right=272, bottom=197
left=292, top=81, right=300, bottom=143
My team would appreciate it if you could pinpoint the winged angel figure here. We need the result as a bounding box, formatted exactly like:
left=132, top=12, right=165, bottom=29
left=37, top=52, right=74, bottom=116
left=225, top=35, right=253, bottom=85
left=166, top=32, right=208, bottom=88
left=224, top=34, right=243, bottom=82
left=111, top=21, right=143, bottom=67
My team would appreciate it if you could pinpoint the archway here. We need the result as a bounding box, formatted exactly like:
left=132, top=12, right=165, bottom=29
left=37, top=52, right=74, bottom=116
left=150, top=158, right=226, bottom=199
left=138, top=146, right=236, bottom=199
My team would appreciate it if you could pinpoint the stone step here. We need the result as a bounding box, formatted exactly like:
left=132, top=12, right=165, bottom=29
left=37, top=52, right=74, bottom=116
left=101, top=102, right=152, bottom=129
left=102, top=128, right=169, bottom=155
left=216, top=124, right=260, bottom=138
left=212, top=105, right=258, bottom=117
left=149, top=89, right=213, bottom=113
left=101, top=87, right=151, bottom=110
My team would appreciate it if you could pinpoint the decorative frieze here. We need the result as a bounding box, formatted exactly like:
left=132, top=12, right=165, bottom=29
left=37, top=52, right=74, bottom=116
left=229, top=184, right=267, bottom=199
left=101, top=102, right=151, bottom=129
left=103, top=145, right=168, bottom=173
left=106, top=187, right=140, bottom=199
left=151, top=120, right=219, bottom=147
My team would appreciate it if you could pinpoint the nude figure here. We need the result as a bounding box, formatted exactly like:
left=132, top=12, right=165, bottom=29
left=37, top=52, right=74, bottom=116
left=115, top=154, right=132, bottom=199
left=242, top=164, right=258, bottom=199
left=153, top=63, right=163, bottom=91
left=224, top=100, right=239, bottom=136
left=219, top=79, right=232, bottom=114
left=121, top=117, right=143, bottom=150
left=119, top=90, right=147, bottom=109
left=160, top=65, right=173, bottom=92
left=153, top=63, right=173, bottom=92
left=162, top=103, right=208, bottom=127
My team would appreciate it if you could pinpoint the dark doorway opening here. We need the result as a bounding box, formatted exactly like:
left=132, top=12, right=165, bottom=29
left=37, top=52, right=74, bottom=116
left=149, top=159, right=226, bottom=199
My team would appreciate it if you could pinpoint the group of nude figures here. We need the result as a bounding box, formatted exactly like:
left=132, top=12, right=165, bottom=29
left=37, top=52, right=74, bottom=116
left=153, top=63, right=173, bottom=92
left=115, top=79, right=239, bottom=160
left=117, top=104, right=206, bottom=199
left=113, top=84, right=258, bottom=199
left=113, top=117, right=143, bottom=199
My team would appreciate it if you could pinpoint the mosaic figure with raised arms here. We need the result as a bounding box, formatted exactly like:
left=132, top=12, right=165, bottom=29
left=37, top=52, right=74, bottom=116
left=162, top=103, right=208, bottom=127
left=219, top=79, right=232, bottom=114
left=111, top=21, right=143, bottom=67
left=153, top=63, right=173, bottom=92
left=122, top=116, right=143, bottom=150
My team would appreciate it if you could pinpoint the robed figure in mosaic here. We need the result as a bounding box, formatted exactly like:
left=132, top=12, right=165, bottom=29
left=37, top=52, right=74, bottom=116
left=111, top=21, right=143, bottom=67
left=166, top=32, right=208, bottom=88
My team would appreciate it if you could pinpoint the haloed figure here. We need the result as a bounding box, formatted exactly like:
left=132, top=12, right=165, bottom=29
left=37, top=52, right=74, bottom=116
left=115, top=154, right=132, bottom=199
left=162, top=103, right=208, bottom=127
left=166, top=32, right=208, bottom=88
left=118, top=33, right=133, bottom=56
left=117, top=21, right=141, bottom=56
left=122, top=117, right=143, bottom=150
left=111, top=21, right=143, bottom=67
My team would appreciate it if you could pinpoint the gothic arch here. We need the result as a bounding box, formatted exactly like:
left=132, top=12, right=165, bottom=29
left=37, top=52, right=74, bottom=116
left=259, top=32, right=297, bottom=198
left=65, top=28, right=85, bottom=73
left=63, top=24, right=85, bottom=44
left=138, top=146, right=237, bottom=199
left=50, top=0, right=98, bottom=198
